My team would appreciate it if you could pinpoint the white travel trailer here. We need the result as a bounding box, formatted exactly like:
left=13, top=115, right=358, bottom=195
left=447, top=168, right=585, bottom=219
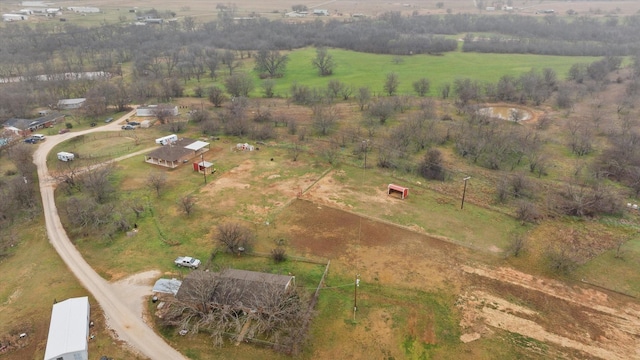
left=3, top=14, right=28, bottom=21
left=57, top=151, right=75, bottom=161
left=155, top=134, right=178, bottom=146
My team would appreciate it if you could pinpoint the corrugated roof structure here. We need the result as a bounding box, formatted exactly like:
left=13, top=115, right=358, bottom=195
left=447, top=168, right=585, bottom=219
left=44, top=296, right=90, bottom=360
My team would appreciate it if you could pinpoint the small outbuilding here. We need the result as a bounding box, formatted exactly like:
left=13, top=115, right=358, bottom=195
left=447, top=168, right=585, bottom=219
left=152, top=278, right=182, bottom=295
left=236, top=143, right=255, bottom=151
left=193, top=160, right=214, bottom=175
left=136, top=105, right=178, bottom=117
left=44, top=296, right=90, bottom=360
left=57, top=98, right=86, bottom=110
left=388, top=184, right=409, bottom=199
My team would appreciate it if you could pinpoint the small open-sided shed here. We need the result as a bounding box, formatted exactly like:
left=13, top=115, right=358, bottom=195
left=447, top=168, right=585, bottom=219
left=388, top=184, right=409, bottom=199
left=193, top=160, right=214, bottom=175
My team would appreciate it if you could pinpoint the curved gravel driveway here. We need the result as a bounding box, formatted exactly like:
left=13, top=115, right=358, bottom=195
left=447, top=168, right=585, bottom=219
left=33, top=110, right=186, bottom=360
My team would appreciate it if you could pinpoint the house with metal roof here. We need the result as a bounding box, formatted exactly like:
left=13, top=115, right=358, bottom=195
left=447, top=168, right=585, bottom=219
left=176, top=269, right=295, bottom=310
left=144, top=138, right=209, bottom=168
left=43, top=296, right=90, bottom=360
left=3, top=113, right=65, bottom=136
left=57, top=98, right=86, bottom=110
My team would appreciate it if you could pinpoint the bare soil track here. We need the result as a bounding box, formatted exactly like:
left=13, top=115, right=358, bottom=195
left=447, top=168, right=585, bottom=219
left=33, top=110, right=185, bottom=360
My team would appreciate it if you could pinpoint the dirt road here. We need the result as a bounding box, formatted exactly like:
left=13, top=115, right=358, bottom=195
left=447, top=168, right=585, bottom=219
left=33, top=110, right=186, bottom=360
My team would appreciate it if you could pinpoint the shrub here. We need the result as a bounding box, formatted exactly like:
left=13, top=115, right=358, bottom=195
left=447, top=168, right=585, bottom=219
left=271, top=246, right=287, bottom=263
left=418, top=148, right=446, bottom=181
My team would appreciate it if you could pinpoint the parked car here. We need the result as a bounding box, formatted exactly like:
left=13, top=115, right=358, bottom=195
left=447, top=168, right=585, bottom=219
left=104, top=117, right=114, bottom=123
left=121, top=124, right=135, bottom=130
left=90, top=122, right=97, bottom=127
left=58, top=128, right=70, bottom=134
left=128, top=121, right=140, bottom=126
left=24, top=137, right=38, bottom=144
left=174, top=256, right=201, bottom=269
left=32, top=134, right=45, bottom=141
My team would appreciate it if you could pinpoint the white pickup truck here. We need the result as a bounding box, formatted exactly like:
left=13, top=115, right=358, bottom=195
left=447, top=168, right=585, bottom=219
left=174, top=256, right=201, bottom=269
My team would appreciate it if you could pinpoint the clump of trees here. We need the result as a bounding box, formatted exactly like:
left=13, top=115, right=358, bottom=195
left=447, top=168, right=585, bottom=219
left=215, top=222, right=255, bottom=254
left=162, top=272, right=311, bottom=354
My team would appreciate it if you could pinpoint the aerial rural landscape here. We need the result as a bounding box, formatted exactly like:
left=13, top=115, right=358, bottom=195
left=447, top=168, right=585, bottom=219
left=2, top=0, right=640, bottom=359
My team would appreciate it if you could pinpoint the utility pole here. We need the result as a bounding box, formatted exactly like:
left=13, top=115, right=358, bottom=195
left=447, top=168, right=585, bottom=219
left=353, top=274, right=360, bottom=321
left=461, top=176, right=471, bottom=209
left=362, top=140, right=368, bottom=169
left=201, top=153, right=206, bottom=184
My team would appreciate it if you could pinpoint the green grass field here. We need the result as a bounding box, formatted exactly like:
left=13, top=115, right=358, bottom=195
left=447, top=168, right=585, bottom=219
left=180, top=47, right=598, bottom=99
left=276, top=48, right=597, bottom=97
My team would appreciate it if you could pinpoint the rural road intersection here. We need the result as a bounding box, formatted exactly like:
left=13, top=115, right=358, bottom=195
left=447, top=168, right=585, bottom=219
left=33, top=109, right=186, bottom=359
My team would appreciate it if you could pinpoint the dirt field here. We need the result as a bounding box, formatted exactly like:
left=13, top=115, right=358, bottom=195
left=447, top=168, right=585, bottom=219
left=205, top=164, right=640, bottom=359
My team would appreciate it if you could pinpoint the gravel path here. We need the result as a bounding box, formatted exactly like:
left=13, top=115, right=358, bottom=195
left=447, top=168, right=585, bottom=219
left=33, top=109, right=186, bottom=360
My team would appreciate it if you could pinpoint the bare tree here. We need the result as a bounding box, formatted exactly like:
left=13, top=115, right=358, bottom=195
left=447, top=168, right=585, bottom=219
left=412, top=78, right=430, bottom=97
left=356, top=86, right=371, bottom=111
left=7, top=143, right=35, bottom=179
left=154, top=104, right=177, bottom=124
left=207, top=85, right=227, bottom=107
left=440, top=82, right=451, bottom=99
left=262, top=79, right=276, bottom=98
left=80, top=164, right=115, bottom=204
left=546, top=242, right=579, bottom=275
left=222, top=96, right=250, bottom=136
left=506, top=233, right=527, bottom=258
left=312, top=47, right=335, bottom=76
left=312, top=103, right=339, bottom=136
left=326, top=79, right=345, bottom=99
left=215, top=222, right=255, bottom=254
left=288, top=141, right=303, bottom=161
left=367, top=98, right=395, bottom=124
left=162, top=272, right=310, bottom=353
left=225, top=73, right=254, bottom=98
left=221, top=50, right=240, bottom=76
left=254, top=49, right=289, bottom=78
left=147, top=171, right=168, bottom=197
left=320, top=139, right=341, bottom=165
left=179, top=195, right=196, bottom=216
left=515, top=200, right=541, bottom=224
left=127, top=196, right=146, bottom=219
left=383, top=72, right=400, bottom=96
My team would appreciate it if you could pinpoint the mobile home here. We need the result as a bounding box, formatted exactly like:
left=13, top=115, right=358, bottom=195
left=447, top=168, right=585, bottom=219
left=155, top=134, right=178, bottom=146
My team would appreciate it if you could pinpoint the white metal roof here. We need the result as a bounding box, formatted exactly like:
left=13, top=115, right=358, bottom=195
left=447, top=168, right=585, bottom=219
left=196, top=161, right=213, bottom=168
left=184, top=140, right=209, bottom=151
left=44, top=296, right=89, bottom=360
left=153, top=278, right=182, bottom=295
left=57, top=98, right=86, bottom=105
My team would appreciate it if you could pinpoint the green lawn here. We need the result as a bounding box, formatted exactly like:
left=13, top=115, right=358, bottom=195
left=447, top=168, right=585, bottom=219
left=277, top=48, right=597, bottom=97
left=183, top=47, right=598, bottom=98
